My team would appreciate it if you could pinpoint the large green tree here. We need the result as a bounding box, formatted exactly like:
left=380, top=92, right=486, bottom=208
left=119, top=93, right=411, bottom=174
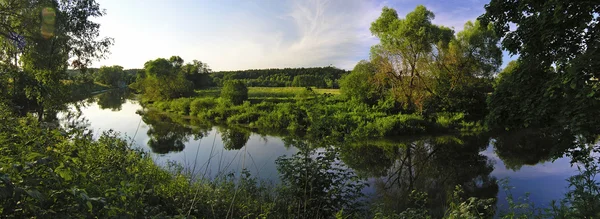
left=425, top=20, right=500, bottom=120
left=369, top=6, right=453, bottom=111
left=95, top=65, right=125, bottom=88
left=339, top=60, right=383, bottom=105
left=480, top=0, right=600, bottom=139
left=0, top=0, right=113, bottom=119
left=133, top=56, right=195, bottom=101
left=356, top=5, right=501, bottom=118
left=181, top=60, right=212, bottom=89
left=220, top=80, right=248, bottom=105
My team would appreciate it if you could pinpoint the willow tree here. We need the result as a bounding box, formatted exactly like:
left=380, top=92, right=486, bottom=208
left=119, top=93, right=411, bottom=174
left=369, top=6, right=453, bottom=112
left=427, top=21, right=501, bottom=120
left=367, top=5, right=501, bottom=117
left=0, top=0, right=113, bottom=119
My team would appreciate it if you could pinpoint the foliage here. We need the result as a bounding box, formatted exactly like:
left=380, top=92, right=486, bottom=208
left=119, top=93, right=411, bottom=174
left=0, top=0, right=113, bottom=119
left=0, top=107, right=192, bottom=217
left=340, top=6, right=500, bottom=120
left=181, top=59, right=212, bottom=89
left=292, top=74, right=326, bottom=88
left=190, top=97, right=218, bottom=116
left=131, top=56, right=199, bottom=101
left=221, top=80, right=248, bottom=105
left=480, top=0, right=600, bottom=141
left=95, top=65, right=124, bottom=87
left=151, top=89, right=481, bottom=141
left=444, top=186, right=496, bottom=218
left=340, top=60, right=382, bottom=105
left=275, top=147, right=367, bottom=218
left=211, top=66, right=348, bottom=88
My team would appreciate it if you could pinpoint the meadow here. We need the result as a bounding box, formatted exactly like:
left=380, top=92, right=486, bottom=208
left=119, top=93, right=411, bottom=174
left=196, top=87, right=340, bottom=98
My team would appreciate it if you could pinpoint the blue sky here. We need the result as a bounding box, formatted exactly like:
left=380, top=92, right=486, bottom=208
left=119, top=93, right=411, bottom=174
left=93, top=0, right=514, bottom=71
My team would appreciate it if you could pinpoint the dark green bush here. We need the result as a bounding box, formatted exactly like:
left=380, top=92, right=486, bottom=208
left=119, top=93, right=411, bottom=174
left=189, top=97, right=218, bottom=115
left=169, top=98, right=192, bottom=115
left=221, top=80, right=248, bottom=105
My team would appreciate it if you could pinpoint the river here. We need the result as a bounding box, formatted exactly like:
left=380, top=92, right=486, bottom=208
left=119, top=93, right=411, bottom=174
left=69, top=90, right=581, bottom=215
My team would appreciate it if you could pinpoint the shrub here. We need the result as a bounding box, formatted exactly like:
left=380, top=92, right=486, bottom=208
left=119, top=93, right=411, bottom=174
left=372, top=114, right=428, bottom=136
left=190, top=97, right=218, bottom=115
left=221, top=80, right=248, bottom=105
left=169, top=98, right=192, bottom=115
left=227, top=111, right=263, bottom=124
left=435, top=112, right=465, bottom=129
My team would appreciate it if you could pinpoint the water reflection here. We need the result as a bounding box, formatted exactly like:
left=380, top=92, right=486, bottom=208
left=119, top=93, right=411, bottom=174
left=340, top=135, right=498, bottom=217
left=493, top=129, right=576, bottom=170
left=140, top=110, right=210, bottom=154
left=95, top=89, right=132, bottom=111
left=219, top=127, right=251, bottom=150
left=68, top=91, right=595, bottom=216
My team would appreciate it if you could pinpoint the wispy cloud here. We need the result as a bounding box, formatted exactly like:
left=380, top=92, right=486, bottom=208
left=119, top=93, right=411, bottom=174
left=93, top=0, right=501, bottom=71
left=197, top=0, right=380, bottom=70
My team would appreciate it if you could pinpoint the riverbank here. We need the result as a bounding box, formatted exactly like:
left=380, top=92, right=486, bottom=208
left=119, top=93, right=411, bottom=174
left=147, top=89, right=484, bottom=141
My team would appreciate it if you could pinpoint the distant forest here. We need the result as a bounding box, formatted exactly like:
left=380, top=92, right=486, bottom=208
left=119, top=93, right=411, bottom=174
left=68, top=66, right=349, bottom=89
left=211, top=66, right=348, bottom=88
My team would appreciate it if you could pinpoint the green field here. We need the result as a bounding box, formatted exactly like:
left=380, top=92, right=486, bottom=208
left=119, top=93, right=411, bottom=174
left=196, top=87, right=340, bottom=99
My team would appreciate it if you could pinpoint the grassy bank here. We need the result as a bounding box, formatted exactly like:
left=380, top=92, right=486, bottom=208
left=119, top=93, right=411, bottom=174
left=195, top=87, right=340, bottom=103
left=151, top=89, right=480, bottom=141
left=0, top=104, right=368, bottom=218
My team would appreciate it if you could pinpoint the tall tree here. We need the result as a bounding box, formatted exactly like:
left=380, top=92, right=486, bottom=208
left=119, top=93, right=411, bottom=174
left=425, top=21, right=501, bottom=120
left=221, top=80, right=248, bottom=105
left=181, top=59, right=212, bottom=89
left=0, top=0, right=113, bottom=118
left=369, top=6, right=454, bottom=112
left=134, top=56, right=194, bottom=101
left=96, top=65, right=125, bottom=87
left=339, top=60, right=382, bottom=105
left=480, top=0, right=600, bottom=139
left=365, top=5, right=501, bottom=117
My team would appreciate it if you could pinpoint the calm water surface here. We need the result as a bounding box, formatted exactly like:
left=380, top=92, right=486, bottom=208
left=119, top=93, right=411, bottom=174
left=72, top=92, right=580, bottom=213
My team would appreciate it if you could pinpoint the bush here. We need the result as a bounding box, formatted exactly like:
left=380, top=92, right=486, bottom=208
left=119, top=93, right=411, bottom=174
left=371, top=114, right=428, bottom=136
left=227, top=111, right=263, bottom=124
left=221, top=80, right=248, bottom=105
left=169, top=98, right=192, bottom=115
left=190, top=97, right=218, bottom=115
left=435, top=112, right=465, bottom=129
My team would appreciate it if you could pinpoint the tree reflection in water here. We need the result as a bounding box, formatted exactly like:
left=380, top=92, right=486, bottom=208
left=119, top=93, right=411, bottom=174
left=95, top=89, right=132, bottom=111
left=493, top=129, right=576, bottom=170
left=140, top=110, right=210, bottom=154
left=340, top=135, right=498, bottom=217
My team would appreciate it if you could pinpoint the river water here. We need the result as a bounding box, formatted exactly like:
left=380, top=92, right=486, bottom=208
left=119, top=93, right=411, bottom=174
left=72, top=91, right=581, bottom=214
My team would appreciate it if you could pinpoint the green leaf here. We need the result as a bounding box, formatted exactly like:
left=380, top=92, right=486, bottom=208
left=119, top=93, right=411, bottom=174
left=26, top=152, right=45, bottom=160
left=55, top=167, right=73, bottom=181
left=26, top=189, right=44, bottom=200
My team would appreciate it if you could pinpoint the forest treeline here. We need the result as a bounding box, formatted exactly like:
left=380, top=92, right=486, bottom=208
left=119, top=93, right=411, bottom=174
left=211, top=67, right=348, bottom=88
left=1, top=0, right=599, bottom=218
left=67, top=65, right=349, bottom=91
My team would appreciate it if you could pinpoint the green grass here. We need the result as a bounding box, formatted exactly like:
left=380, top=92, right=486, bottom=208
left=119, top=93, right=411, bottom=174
left=195, top=87, right=340, bottom=99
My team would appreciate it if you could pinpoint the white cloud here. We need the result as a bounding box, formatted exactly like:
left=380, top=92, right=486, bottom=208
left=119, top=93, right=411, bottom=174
left=94, top=0, right=494, bottom=71
left=93, top=0, right=381, bottom=71
left=198, top=0, right=381, bottom=70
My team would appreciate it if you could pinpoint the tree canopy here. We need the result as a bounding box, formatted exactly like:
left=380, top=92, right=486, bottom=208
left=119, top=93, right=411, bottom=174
left=0, top=0, right=113, bottom=118
left=480, top=0, right=600, bottom=139
left=211, top=67, right=348, bottom=88
left=342, top=5, right=501, bottom=120
left=220, top=80, right=248, bottom=105
left=131, top=56, right=211, bottom=101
